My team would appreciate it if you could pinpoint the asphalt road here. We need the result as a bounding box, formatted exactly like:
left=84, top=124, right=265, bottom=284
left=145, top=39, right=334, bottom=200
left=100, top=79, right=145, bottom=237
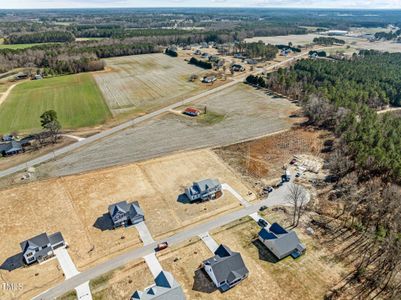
left=34, top=179, right=306, bottom=300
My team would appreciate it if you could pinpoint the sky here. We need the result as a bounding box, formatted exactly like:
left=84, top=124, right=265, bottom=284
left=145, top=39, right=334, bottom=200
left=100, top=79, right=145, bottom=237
left=1, top=0, right=401, bottom=9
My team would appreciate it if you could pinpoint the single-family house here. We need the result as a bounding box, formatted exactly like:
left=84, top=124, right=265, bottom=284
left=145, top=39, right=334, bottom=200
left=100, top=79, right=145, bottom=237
left=203, top=244, right=249, bottom=292
left=108, top=200, right=144, bottom=228
left=193, top=49, right=202, bottom=55
left=185, top=179, right=222, bottom=202
left=183, top=107, right=201, bottom=116
left=131, top=270, right=186, bottom=300
left=0, top=140, right=23, bottom=156
left=201, top=52, right=209, bottom=59
left=245, top=58, right=257, bottom=65
left=258, top=222, right=306, bottom=260
left=20, top=232, right=65, bottom=265
left=2, top=134, right=14, bottom=142
left=15, top=72, right=29, bottom=80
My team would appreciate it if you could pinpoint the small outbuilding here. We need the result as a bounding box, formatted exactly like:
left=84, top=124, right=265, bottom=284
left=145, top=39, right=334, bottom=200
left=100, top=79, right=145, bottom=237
left=203, top=244, right=249, bottom=292
left=108, top=200, right=145, bottom=228
left=258, top=223, right=306, bottom=260
left=183, top=107, right=201, bottom=116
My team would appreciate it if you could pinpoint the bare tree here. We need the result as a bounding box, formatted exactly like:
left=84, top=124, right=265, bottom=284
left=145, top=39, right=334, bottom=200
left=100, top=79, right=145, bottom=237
left=287, top=183, right=308, bottom=227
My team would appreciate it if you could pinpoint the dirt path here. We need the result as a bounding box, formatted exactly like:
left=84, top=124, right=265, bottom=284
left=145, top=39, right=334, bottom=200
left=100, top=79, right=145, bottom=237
left=0, top=82, right=20, bottom=107
left=377, top=107, right=401, bottom=114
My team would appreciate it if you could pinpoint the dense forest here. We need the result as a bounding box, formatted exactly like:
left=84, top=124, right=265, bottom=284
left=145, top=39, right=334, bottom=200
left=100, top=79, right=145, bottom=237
left=247, top=51, right=401, bottom=298
left=313, top=37, right=345, bottom=45
left=0, top=39, right=160, bottom=74
left=234, top=42, right=278, bottom=60
left=4, top=31, right=75, bottom=44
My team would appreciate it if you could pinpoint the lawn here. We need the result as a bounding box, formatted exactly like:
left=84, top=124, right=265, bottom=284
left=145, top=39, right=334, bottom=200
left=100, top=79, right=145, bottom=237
left=0, top=73, right=111, bottom=133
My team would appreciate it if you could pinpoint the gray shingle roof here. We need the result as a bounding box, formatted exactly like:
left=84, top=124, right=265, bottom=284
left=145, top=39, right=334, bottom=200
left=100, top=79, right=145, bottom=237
left=131, top=271, right=185, bottom=300
left=203, top=245, right=249, bottom=285
left=20, top=233, right=50, bottom=252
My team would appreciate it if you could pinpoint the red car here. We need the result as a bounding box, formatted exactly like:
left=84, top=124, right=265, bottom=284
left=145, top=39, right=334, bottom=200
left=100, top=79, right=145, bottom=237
left=156, top=242, right=169, bottom=251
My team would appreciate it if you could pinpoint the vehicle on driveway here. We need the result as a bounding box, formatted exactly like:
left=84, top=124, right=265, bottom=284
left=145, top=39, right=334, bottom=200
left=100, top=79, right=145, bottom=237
left=263, top=186, right=273, bottom=193
left=155, top=242, right=168, bottom=251
left=257, top=218, right=268, bottom=228
left=259, top=205, right=268, bottom=211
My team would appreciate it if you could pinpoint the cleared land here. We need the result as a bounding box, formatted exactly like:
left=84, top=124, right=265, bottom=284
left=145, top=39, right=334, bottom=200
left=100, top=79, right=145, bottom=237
left=93, top=54, right=205, bottom=115
left=0, top=149, right=253, bottom=300
left=0, top=73, right=111, bottom=133
left=38, top=83, right=300, bottom=178
left=246, top=33, right=401, bottom=53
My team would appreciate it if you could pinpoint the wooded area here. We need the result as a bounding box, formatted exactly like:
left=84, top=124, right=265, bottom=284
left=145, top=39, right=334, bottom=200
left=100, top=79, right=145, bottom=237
left=247, top=51, right=401, bottom=298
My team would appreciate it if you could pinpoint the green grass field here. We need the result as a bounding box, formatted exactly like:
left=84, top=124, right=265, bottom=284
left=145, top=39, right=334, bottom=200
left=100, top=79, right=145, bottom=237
left=0, top=73, right=111, bottom=133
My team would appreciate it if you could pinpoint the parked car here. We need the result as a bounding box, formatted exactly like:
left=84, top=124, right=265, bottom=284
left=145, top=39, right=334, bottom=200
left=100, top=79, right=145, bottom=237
left=295, top=172, right=301, bottom=178
left=155, top=242, right=168, bottom=251
left=263, top=186, right=273, bottom=193
left=290, top=158, right=297, bottom=165
left=259, top=205, right=268, bottom=211
left=257, top=218, right=268, bottom=228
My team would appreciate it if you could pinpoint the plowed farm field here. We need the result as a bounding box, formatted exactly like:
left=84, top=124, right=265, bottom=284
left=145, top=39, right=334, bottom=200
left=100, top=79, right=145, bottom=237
left=94, top=54, right=205, bottom=115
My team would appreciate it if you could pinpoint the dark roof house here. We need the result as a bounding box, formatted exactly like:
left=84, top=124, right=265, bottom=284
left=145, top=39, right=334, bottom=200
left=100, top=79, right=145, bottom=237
left=258, top=223, right=306, bottom=260
left=203, top=244, right=249, bottom=292
left=20, top=232, right=65, bottom=265
left=108, top=200, right=145, bottom=228
left=0, top=140, right=23, bottom=156
left=131, top=271, right=186, bottom=300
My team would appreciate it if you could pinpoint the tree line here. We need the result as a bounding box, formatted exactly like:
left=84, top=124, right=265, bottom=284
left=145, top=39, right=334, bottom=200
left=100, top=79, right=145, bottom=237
left=234, top=41, right=278, bottom=60
left=313, top=37, right=345, bottom=45
left=4, top=31, right=75, bottom=44
left=247, top=51, right=401, bottom=298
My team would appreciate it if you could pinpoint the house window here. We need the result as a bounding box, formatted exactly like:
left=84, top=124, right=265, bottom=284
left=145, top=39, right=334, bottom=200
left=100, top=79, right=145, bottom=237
left=219, top=281, right=226, bottom=286
left=28, top=257, right=35, bottom=262
left=26, top=252, right=33, bottom=257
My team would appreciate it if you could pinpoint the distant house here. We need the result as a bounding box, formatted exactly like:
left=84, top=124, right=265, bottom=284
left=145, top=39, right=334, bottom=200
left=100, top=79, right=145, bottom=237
left=20, top=232, right=65, bottom=265
left=183, top=45, right=192, bottom=50
left=185, top=179, right=222, bottom=202
left=15, top=72, right=28, bottom=80
left=183, top=107, right=201, bottom=116
left=202, top=76, right=217, bottom=84
left=231, top=64, right=245, bottom=72
left=108, top=201, right=144, bottom=228
left=131, top=270, right=186, bottom=300
left=33, top=74, right=43, bottom=80
left=258, top=223, right=306, bottom=260
left=0, top=140, right=23, bottom=156
left=193, top=49, right=202, bottom=55
left=201, top=53, right=209, bottom=59
left=245, top=58, right=257, bottom=65
left=203, top=244, right=249, bottom=292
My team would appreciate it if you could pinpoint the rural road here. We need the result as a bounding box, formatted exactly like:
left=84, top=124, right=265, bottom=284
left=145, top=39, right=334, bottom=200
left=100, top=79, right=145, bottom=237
left=0, top=76, right=244, bottom=179
left=34, top=180, right=308, bottom=300
left=0, top=82, right=19, bottom=106
left=0, top=50, right=316, bottom=179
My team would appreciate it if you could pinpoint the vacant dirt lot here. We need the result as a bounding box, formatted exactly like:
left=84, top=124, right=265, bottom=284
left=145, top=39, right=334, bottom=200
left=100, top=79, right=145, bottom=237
left=0, top=149, right=252, bottom=299
left=94, top=54, right=206, bottom=115
left=38, top=83, right=300, bottom=178
left=246, top=34, right=401, bottom=53
left=215, top=127, right=329, bottom=189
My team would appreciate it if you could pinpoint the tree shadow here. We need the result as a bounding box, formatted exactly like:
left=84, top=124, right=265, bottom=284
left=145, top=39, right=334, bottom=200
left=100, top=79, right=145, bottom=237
left=93, top=213, right=114, bottom=231
left=0, top=253, right=24, bottom=271
left=192, top=268, right=218, bottom=294
left=252, top=239, right=279, bottom=264
left=177, top=193, right=191, bottom=204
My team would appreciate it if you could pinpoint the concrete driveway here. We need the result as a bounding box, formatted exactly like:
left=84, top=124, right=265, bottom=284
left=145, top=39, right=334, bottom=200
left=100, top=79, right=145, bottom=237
left=199, top=232, right=219, bottom=253
left=143, top=253, right=163, bottom=278
left=135, top=222, right=155, bottom=246
left=54, top=248, right=92, bottom=300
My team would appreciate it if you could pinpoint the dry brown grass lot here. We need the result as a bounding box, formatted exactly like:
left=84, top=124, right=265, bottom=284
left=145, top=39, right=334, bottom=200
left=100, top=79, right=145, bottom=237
left=0, top=149, right=254, bottom=299
left=91, top=211, right=347, bottom=300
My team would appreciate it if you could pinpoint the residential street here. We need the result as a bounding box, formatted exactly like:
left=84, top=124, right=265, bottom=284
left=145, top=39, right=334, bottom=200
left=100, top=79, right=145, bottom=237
left=33, top=180, right=309, bottom=300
